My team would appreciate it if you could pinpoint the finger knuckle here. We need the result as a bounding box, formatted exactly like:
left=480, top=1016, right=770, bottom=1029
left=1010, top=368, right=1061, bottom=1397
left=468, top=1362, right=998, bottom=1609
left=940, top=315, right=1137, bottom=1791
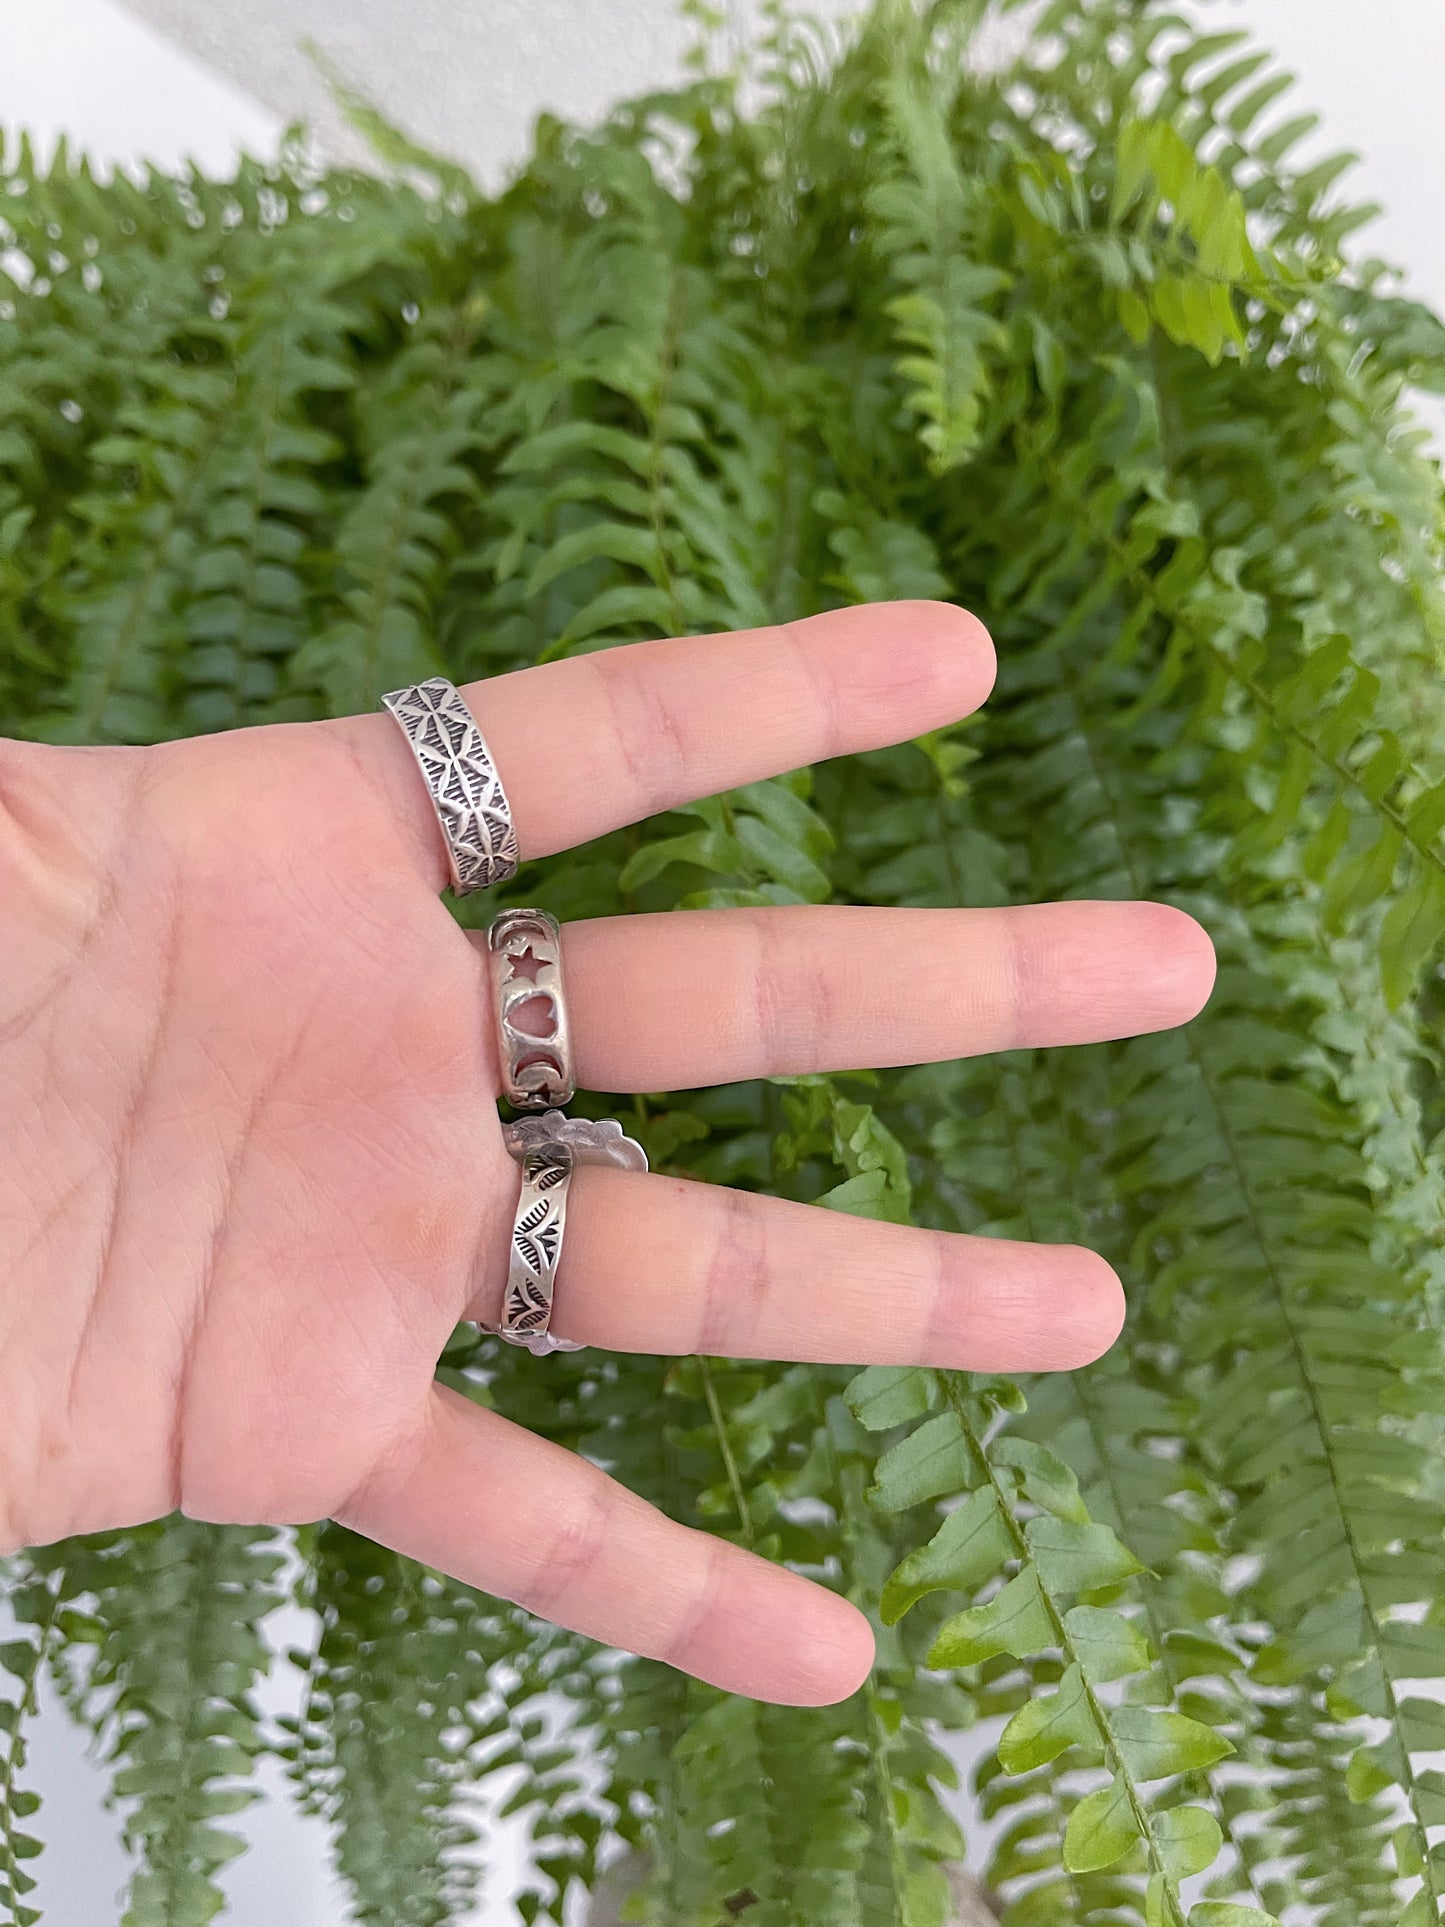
left=696, top=1188, right=770, bottom=1356
left=750, top=915, right=834, bottom=1073
left=513, top=1465, right=614, bottom=1622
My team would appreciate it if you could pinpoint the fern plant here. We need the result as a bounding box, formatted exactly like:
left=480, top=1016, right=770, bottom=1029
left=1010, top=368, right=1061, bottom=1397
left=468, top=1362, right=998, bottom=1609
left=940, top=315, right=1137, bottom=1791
left=2, top=1, right=1444, bottom=1922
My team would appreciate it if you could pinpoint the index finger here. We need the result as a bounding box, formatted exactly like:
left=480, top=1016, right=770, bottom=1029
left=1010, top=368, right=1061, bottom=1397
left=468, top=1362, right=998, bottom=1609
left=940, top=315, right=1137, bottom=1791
left=328, top=601, right=993, bottom=877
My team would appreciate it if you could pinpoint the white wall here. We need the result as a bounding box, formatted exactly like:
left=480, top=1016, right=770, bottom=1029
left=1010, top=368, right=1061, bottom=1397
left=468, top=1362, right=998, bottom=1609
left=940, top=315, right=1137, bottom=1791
left=1, top=4, right=1441, bottom=1922
left=0, top=0, right=279, bottom=175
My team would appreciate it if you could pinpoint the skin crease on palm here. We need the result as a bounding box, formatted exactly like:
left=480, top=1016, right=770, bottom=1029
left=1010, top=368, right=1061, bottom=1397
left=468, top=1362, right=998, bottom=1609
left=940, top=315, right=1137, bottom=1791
left=0, top=600, right=1216, bottom=1708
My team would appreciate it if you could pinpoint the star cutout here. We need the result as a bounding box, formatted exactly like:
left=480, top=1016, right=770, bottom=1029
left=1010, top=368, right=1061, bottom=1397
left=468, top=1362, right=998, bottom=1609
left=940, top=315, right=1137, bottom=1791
left=506, top=945, right=547, bottom=985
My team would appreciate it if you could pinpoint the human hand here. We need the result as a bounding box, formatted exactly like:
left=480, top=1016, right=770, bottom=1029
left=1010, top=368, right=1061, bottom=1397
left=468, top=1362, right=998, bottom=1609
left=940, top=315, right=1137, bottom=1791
left=0, top=602, right=1213, bottom=1705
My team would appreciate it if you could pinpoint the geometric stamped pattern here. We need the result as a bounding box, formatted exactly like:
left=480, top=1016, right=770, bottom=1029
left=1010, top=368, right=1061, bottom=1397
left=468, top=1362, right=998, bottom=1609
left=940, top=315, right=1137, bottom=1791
left=381, top=677, right=520, bottom=894
left=489, top=1141, right=584, bottom=1356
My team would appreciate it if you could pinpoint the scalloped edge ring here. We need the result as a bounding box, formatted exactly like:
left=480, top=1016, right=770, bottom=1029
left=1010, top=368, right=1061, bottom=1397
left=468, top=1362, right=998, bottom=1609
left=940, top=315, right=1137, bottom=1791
left=479, top=1115, right=649, bottom=1355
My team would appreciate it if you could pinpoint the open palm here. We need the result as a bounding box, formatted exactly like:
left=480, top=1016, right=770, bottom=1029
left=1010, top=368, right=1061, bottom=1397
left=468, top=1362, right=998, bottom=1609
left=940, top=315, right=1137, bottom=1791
left=0, top=602, right=1214, bottom=1705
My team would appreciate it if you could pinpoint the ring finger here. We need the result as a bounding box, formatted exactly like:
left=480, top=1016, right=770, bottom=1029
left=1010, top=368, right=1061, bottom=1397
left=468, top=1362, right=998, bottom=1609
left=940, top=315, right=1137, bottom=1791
left=468, top=1163, right=1126, bottom=1370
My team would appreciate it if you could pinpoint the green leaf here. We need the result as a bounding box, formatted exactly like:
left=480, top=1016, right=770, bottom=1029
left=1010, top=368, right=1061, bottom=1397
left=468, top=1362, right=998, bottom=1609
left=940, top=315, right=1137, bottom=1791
left=1379, top=863, right=1445, bottom=1008
left=555, top=582, right=678, bottom=647
left=997, top=1664, right=1100, bottom=1773
left=846, top=1365, right=938, bottom=1433
left=522, top=519, right=662, bottom=597
left=1064, top=1605, right=1153, bottom=1684
left=1119, top=287, right=1152, bottom=342
left=1190, top=1908, right=1280, bottom=1927
left=1399, top=1698, right=1445, bottom=1751
left=881, top=1485, right=1013, bottom=1623
left=1348, top=1738, right=1400, bottom=1802
left=1399, top=1892, right=1440, bottom=1927
left=929, top=1568, right=1055, bottom=1668
left=1155, top=1804, right=1224, bottom=1881
left=869, top=1414, right=973, bottom=1513
left=991, top=1436, right=1090, bottom=1522
left=1111, top=1705, right=1234, bottom=1781
left=1025, top=1517, right=1144, bottom=1595
left=618, top=827, right=749, bottom=890
left=1062, top=1774, right=1139, bottom=1873
left=816, top=1168, right=901, bottom=1220
left=1321, top=821, right=1403, bottom=931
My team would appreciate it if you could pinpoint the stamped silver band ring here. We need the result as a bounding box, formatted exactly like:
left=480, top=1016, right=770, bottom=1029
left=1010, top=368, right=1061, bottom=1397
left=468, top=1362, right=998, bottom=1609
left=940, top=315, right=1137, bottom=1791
left=482, top=1115, right=649, bottom=1355
left=487, top=908, right=574, bottom=1111
left=484, top=1140, right=581, bottom=1356
left=381, top=677, right=520, bottom=895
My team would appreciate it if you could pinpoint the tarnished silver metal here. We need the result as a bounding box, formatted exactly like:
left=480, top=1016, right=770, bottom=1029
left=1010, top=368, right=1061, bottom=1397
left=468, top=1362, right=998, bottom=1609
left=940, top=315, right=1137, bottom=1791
left=486, top=908, right=574, bottom=1111
left=483, top=1114, right=649, bottom=1356
left=484, top=1139, right=581, bottom=1356
left=502, top=1111, right=649, bottom=1174
left=381, top=677, right=519, bottom=894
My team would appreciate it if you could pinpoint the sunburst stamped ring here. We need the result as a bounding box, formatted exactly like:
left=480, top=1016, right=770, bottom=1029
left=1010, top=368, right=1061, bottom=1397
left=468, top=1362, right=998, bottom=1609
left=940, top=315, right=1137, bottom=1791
left=484, top=1138, right=582, bottom=1357
left=483, top=1118, right=650, bottom=1355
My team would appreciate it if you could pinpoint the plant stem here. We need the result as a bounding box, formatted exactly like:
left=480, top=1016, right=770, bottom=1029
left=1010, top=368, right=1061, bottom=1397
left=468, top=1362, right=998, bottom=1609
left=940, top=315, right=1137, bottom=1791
left=697, top=1355, right=755, bottom=1548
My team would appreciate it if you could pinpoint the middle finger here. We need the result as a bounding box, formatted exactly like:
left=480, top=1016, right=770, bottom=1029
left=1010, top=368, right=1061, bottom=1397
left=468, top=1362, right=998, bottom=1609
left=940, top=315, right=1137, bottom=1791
left=469, top=898, right=1215, bottom=1092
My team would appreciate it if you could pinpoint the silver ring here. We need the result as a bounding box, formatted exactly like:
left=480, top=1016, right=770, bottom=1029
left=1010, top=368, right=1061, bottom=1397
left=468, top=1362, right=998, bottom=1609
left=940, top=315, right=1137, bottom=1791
left=487, top=908, right=573, bottom=1111
left=485, top=1139, right=581, bottom=1356
left=381, top=677, right=519, bottom=894
left=484, top=1116, right=648, bottom=1356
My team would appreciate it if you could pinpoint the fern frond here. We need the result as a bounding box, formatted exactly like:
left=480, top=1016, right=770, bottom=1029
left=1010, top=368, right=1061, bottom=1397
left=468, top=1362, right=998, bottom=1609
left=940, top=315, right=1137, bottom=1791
left=866, top=53, right=1006, bottom=474
left=0, top=1564, right=70, bottom=1927
left=291, top=315, right=491, bottom=713
left=4, top=0, right=1443, bottom=1918
left=290, top=1526, right=494, bottom=1926
left=62, top=1520, right=283, bottom=1927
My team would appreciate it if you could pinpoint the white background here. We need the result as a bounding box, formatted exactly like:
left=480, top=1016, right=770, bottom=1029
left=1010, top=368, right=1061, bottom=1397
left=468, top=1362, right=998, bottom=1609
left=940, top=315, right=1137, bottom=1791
left=1, top=2, right=1442, bottom=1921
